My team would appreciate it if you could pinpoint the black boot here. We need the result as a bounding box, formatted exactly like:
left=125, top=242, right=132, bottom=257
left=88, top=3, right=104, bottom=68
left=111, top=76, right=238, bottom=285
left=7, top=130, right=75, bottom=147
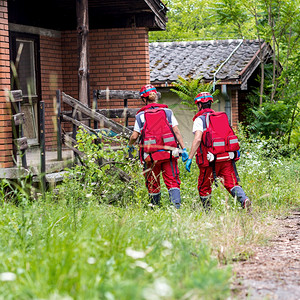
left=200, top=195, right=211, bottom=211
left=149, top=193, right=161, bottom=207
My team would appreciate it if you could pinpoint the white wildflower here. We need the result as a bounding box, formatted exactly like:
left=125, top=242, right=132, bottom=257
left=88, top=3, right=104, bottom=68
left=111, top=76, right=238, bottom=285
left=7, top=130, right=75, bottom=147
left=87, top=257, right=96, bottom=264
left=143, top=278, right=173, bottom=300
left=134, top=261, right=154, bottom=273
left=126, top=247, right=146, bottom=259
left=17, top=268, right=25, bottom=274
left=162, top=240, right=173, bottom=249
left=105, top=292, right=115, bottom=300
left=153, top=278, right=173, bottom=297
left=0, top=272, right=16, bottom=281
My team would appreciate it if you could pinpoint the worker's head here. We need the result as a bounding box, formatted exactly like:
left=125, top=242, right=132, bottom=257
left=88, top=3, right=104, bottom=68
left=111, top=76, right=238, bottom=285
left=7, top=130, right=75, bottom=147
left=194, top=92, right=213, bottom=111
left=140, top=84, right=158, bottom=104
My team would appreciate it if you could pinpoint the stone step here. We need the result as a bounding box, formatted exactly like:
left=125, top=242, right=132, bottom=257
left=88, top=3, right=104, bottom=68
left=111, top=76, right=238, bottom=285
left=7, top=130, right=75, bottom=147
left=32, top=170, right=69, bottom=184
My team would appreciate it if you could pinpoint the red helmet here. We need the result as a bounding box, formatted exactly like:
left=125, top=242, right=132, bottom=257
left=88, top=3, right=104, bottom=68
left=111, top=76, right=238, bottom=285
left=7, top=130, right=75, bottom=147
left=194, top=92, right=214, bottom=104
left=140, top=84, right=157, bottom=98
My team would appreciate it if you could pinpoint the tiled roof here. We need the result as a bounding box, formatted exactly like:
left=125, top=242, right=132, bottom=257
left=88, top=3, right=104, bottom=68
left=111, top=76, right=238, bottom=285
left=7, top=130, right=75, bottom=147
left=149, top=39, right=262, bottom=84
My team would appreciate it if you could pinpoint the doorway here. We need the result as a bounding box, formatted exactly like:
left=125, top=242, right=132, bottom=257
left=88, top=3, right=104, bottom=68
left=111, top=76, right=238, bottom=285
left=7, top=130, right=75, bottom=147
left=10, top=32, right=41, bottom=146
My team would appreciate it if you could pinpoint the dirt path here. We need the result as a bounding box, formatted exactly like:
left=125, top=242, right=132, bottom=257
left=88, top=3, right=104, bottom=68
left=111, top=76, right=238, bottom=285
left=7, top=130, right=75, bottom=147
left=232, top=209, right=300, bottom=299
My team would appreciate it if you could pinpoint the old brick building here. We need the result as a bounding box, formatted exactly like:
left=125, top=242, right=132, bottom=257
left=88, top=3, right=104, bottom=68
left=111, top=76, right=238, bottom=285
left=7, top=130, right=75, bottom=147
left=0, top=0, right=167, bottom=170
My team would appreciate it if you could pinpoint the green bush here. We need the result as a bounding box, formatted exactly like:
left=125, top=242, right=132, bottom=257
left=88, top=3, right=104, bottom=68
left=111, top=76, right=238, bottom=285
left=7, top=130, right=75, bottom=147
left=57, top=128, right=144, bottom=207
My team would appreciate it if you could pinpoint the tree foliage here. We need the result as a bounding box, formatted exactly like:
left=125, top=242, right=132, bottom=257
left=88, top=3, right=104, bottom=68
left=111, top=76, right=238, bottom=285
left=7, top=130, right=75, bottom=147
left=152, top=0, right=300, bottom=145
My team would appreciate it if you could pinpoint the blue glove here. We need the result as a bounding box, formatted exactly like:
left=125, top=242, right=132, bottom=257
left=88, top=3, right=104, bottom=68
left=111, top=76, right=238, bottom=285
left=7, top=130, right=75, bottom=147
left=127, top=145, right=135, bottom=153
left=127, top=145, right=135, bottom=158
left=181, top=148, right=189, bottom=162
left=236, top=150, right=240, bottom=158
left=185, top=158, right=192, bottom=172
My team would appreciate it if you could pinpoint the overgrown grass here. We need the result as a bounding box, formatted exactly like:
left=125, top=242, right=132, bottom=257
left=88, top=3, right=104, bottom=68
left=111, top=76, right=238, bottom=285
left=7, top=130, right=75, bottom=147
left=0, top=201, right=232, bottom=299
left=0, top=133, right=299, bottom=299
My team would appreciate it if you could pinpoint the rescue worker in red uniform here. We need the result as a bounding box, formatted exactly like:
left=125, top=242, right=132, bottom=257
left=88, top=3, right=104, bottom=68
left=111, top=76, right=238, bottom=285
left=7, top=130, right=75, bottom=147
left=185, top=92, right=251, bottom=211
left=129, top=85, right=188, bottom=208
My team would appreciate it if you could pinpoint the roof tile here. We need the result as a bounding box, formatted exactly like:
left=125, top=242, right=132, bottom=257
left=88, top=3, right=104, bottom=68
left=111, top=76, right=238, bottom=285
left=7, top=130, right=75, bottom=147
left=149, top=40, right=261, bottom=83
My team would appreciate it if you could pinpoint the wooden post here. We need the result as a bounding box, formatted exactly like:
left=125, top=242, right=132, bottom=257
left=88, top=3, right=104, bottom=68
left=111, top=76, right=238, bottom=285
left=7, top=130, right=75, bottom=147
left=39, top=101, right=46, bottom=194
left=124, top=98, right=128, bottom=127
left=93, top=89, right=98, bottom=130
left=72, top=107, right=79, bottom=163
left=76, top=0, right=90, bottom=107
left=56, top=90, right=62, bottom=161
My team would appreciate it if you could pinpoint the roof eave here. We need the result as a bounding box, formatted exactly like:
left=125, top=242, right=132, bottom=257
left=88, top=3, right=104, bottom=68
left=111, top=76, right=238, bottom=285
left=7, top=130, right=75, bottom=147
left=144, top=0, right=168, bottom=30
left=151, top=79, right=242, bottom=88
left=239, top=42, right=273, bottom=90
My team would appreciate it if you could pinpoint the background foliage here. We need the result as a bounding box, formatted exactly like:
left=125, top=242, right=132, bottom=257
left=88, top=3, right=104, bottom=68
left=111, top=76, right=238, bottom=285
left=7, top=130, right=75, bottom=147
left=150, top=0, right=300, bottom=147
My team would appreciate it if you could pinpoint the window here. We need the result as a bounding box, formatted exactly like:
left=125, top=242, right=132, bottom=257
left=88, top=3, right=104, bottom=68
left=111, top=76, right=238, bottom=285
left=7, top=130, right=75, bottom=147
left=10, top=32, right=41, bottom=144
left=16, top=39, right=37, bottom=97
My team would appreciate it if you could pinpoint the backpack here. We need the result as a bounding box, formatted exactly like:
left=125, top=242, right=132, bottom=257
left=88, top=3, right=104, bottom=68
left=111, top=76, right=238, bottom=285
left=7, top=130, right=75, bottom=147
left=139, top=107, right=178, bottom=162
left=203, top=111, right=240, bottom=155
left=195, top=110, right=240, bottom=166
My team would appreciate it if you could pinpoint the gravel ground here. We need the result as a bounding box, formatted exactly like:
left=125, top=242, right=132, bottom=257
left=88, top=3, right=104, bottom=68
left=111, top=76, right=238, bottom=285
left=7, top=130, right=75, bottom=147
left=232, top=209, right=300, bottom=299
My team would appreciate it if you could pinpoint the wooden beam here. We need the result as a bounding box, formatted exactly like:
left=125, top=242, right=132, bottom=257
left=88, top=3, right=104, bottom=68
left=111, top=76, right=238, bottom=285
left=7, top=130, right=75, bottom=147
left=97, top=108, right=139, bottom=119
left=62, top=114, right=95, bottom=134
left=76, top=0, right=90, bottom=106
left=14, top=137, right=28, bottom=151
left=12, top=113, right=25, bottom=126
left=97, top=90, right=141, bottom=100
left=96, top=89, right=161, bottom=100
left=9, top=90, right=23, bottom=102
left=62, top=92, right=133, bottom=138
left=63, top=134, right=85, bottom=156
left=61, top=108, right=139, bottom=119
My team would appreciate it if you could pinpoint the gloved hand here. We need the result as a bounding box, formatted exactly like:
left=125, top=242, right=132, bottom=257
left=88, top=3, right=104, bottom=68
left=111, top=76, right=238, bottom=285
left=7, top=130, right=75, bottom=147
left=127, top=145, right=135, bottom=158
left=127, top=145, right=135, bottom=153
left=185, top=158, right=192, bottom=172
left=181, top=148, right=189, bottom=162
left=233, top=150, right=241, bottom=161
left=206, top=152, right=215, bottom=162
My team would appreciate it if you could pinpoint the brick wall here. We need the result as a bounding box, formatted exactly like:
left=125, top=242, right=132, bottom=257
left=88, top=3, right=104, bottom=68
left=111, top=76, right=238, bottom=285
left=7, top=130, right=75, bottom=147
left=0, top=0, right=13, bottom=168
left=4, top=27, right=149, bottom=153
left=40, top=34, right=63, bottom=149
left=62, top=27, right=149, bottom=108
left=59, top=27, right=149, bottom=132
left=61, top=31, right=77, bottom=101
left=38, top=27, right=150, bottom=149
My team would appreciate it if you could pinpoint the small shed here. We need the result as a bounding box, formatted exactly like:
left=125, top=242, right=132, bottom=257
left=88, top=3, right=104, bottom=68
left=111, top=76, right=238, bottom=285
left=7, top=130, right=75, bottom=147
left=149, top=40, right=273, bottom=146
left=0, top=0, right=167, bottom=173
